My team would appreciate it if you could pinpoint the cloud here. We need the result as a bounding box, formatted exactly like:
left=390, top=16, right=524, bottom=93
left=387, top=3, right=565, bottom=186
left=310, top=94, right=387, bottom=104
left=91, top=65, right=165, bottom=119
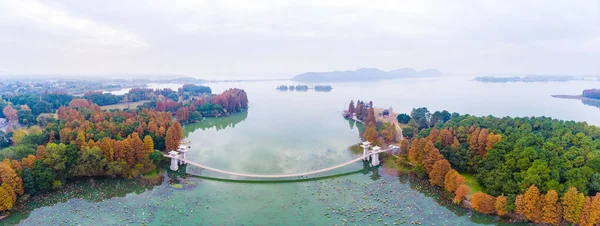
left=0, top=0, right=147, bottom=49
left=0, top=0, right=598, bottom=76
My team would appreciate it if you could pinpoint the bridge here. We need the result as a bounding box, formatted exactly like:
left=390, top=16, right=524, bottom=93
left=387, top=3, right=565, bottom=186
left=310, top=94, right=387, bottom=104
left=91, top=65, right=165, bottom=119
left=165, top=143, right=397, bottom=179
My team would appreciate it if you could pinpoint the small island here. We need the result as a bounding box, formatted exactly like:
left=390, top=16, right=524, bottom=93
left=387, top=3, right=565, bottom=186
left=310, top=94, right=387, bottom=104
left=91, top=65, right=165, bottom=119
left=276, top=85, right=332, bottom=92
left=474, top=75, right=598, bottom=83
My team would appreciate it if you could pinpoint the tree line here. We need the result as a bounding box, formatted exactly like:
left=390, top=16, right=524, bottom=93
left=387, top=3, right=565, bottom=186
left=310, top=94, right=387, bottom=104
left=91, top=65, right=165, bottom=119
left=398, top=107, right=600, bottom=225
left=0, top=99, right=184, bottom=212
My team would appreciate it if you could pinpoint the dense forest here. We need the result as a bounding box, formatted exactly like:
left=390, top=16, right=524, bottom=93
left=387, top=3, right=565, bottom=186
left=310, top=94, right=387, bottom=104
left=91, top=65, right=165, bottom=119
left=0, top=99, right=186, bottom=212
left=398, top=107, right=600, bottom=225
left=0, top=84, right=248, bottom=214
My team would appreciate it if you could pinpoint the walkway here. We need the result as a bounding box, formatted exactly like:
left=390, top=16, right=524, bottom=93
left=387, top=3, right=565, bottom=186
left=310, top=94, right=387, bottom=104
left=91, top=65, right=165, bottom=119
left=165, top=148, right=392, bottom=178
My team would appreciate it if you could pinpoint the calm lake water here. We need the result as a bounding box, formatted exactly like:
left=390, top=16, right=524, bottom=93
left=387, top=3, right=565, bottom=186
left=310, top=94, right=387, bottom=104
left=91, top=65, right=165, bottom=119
left=6, top=77, right=600, bottom=225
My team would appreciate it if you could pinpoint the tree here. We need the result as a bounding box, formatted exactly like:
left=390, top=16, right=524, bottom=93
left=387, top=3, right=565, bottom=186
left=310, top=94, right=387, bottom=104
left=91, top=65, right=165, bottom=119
left=542, top=190, right=560, bottom=225
left=130, top=133, right=145, bottom=164
left=144, top=135, right=154, bottom=154
left=165, top=122, right=183, bottom=151
left=0, top=186, right=13, bottom=211
left=444, top=170, right=465, bottom=192
left=495, top=195, right=508, bottom=216
left=3, top=105, right=18, bottom=125
left=579, top=196, right=593, bottom=226
left=402, top=127, right=416, bottom=139
left=523, top=185, right=542, bottom=223
left=410, top=107, right=430, bottom=129
left=587, top=194, right=600, bottom=226
left=22, top=167, right=36, bottom=195
left=43, top=143, right=68, bottom=172
left=12, top=129, right=26, bottom=144
left=364, top=122, right=378, bottom=143
left=365, top=108, right=376, bottom=126
left=32, top=160, right=55, bottom=193
left=562, top=187, right=584, bottom=224
left=396, top=113, right=411, bottom=124
left=454, top=184, right=470, bottom=204
left=422, top=141, right=443, bottom=173
left=0, top=162, right=24, bottom=196
left=348, top=100, right=355, bottom=114
left=471, top=192, right=496, bottom=214
left=429, top=159, right=451, bottom=186
left=514, top=194, right=525, bottom=215
left=35, top=145, right=47, bottom=160
left=73, top=146, right=107, bottom=177
left=99, top=137, right=114, bottom=162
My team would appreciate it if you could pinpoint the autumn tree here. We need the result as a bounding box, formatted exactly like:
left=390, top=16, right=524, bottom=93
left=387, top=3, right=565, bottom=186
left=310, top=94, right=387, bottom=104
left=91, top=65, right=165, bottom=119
left=130, top=133, right=145, bottom=164
left=36, top=145, right=46, bottom=160
left=365, top=108, right=376, bottom=126
left=587, top=194, right=600, bottom=226
left=542, top=190, right=560, bottom=225
left=471, top=192, right=496, bottom=214
left=364, top=122, right=378, bottom=143
left=444, top=169, right=459, bottom=192
left=562, top=187, right=584, bottom=224
left=579, top=196, right=593, bottom=226
left=429, top=159, right=451, bottom=187
left=495, top=195, right=508, bottom=216
left=523, top=185, right=542, bottom=223
left=123, top=138, right=135, bottom=166
left=399, top=139, right=409, bottom=156
left=2, top=105, right=18, bottom=125
left=0, top=185, right=13, bottom=211
left=422, top=140, right=443, bottom=173
left=454, top=184, right=470, bottom=204
left=99, top=137, right=114, bottom=162
left=348, top=100, right=355, bottom=114
left=143, top=135, right=154, bottom=154
left=514, top=194, right=525, bottom=215
left=113, top=140, right=125, bottom=162
left=0, top=162, right=24, bottom=196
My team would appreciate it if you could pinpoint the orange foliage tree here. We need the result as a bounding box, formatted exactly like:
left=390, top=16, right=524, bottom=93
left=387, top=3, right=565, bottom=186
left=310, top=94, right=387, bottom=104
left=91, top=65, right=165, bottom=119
left=429, top=159, right=451, bottom=187
left=495, top=195, right=508, bottom=216
left=523, top=185, right=542, bottom=223
left=454, top=184, right=470, bottom=204
left=541, top=190, right=561, bottom=225
left=471, top=192, right=496, bottom=214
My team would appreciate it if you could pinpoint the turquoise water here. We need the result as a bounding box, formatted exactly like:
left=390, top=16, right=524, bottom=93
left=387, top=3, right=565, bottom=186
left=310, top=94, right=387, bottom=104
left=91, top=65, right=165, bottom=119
left=7, top=77, right=599, bottom=225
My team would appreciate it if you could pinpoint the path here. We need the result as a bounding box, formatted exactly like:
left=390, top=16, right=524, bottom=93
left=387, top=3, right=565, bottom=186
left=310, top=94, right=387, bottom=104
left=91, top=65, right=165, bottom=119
left=166, top=148, right=392, bottom=178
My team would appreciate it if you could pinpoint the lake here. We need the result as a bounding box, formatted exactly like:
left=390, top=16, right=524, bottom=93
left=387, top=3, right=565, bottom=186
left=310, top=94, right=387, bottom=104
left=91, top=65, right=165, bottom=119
left=6, top=77, right=599, bottom=225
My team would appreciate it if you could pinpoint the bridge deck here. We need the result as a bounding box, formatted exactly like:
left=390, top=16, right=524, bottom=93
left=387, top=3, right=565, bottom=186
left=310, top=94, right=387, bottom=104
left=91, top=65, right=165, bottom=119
left=166, top=148, right=390, bottom=178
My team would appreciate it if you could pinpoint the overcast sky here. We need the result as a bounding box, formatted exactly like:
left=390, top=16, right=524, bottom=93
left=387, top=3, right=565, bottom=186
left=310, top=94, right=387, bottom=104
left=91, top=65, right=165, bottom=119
left=0, top=0, right=598, bottom=79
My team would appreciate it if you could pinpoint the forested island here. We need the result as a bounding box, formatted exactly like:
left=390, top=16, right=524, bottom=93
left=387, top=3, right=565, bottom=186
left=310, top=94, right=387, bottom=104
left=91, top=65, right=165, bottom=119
left=344, top=100, right=600, bottom=225
left=390, top=107, right=600, bottom=225
left=553, top=88, right=600, bottom=110
left=276, top=85, right=332, bottom=92
left=0, top=84, right=248, bottom=217
left=474, top=75, right=597, bottom=83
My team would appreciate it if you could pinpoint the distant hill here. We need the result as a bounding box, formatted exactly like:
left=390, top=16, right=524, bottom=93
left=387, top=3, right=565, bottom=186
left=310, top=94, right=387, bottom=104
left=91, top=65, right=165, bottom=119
left=292, top=68, right=444, bottom=82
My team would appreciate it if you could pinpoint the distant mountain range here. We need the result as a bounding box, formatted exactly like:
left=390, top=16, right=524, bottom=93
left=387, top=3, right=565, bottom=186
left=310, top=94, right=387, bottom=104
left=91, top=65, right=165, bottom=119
left=292, top=68, right=445, bottom=82
left=292, top=68, right=444, bottom=82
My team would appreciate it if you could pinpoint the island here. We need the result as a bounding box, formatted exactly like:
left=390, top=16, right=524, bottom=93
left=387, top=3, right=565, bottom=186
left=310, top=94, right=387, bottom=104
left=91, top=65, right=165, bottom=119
left=474, top=75, right=598, bottom=83
left=343, top=101, right=600, bottom=225
left=553, top=88, right=600, bottom=109
left=293, top=68, right=444, bottom=83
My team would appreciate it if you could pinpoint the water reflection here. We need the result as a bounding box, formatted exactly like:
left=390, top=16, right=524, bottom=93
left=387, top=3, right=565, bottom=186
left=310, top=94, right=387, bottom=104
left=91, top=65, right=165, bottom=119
left=183, top=111, right=248, bottom=135
left=582, top=99, right=600, bottom=109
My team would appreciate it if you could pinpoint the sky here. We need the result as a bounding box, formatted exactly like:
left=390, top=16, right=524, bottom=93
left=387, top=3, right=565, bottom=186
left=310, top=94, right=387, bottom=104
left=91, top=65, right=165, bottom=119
left=0, top=0, right=599, bottom=79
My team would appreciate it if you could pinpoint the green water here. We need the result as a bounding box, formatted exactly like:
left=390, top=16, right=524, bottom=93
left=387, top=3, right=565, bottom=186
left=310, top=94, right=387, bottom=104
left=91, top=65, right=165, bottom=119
left=7, top=77, right=600, bottom=225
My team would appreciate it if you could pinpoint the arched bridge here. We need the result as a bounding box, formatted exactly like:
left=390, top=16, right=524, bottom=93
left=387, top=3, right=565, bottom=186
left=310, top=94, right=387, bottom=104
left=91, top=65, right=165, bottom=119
left=164, top=147, right=394, bottom=178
